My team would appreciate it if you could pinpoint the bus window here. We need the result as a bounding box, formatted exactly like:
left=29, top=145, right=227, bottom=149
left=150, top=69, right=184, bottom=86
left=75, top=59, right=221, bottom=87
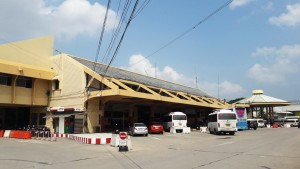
left=219, top=114, right=237, bottom=120
left=173, top=115, right=186, bottom=120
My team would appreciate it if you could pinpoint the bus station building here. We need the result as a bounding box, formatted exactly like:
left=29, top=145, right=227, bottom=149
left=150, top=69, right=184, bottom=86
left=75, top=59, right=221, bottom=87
left=0, top=36, right=231, bottom=134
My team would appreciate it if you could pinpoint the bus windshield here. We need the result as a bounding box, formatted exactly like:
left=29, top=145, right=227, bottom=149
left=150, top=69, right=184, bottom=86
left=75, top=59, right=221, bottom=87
left=219, top=114, right=236, bottom=120
left=173, top=115, right=187, bottom=120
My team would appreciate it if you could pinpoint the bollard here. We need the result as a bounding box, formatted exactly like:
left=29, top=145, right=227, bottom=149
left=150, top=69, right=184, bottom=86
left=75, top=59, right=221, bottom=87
left=118, top=132, right=128, bottom=152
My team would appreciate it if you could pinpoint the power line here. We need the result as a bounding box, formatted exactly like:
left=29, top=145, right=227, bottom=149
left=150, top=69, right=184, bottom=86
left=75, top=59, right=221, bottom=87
left=104, top=0, right=140, bottom=73
left=102, top=0, right=132, bottom=65
left=132, top=0, right=150, bottom=19
left=126, top=0, right=233, bottom=69
left=93, top=0, right=112, bottom=71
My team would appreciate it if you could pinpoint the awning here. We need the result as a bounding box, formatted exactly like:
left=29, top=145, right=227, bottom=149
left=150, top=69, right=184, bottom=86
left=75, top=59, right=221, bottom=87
left=43, top=113, right=85, bottom=118
left=48, top=107, right=84, bottom=112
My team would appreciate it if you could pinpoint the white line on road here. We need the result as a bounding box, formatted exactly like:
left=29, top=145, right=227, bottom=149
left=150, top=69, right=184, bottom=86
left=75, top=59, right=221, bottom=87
left=151, top=137, right=161, bottom=140
left=214, top=142, right=233, bottom=147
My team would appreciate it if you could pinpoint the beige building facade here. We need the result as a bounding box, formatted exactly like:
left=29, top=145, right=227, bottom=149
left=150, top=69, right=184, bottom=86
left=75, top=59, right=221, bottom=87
left=0, top=36, right=55, bottom=130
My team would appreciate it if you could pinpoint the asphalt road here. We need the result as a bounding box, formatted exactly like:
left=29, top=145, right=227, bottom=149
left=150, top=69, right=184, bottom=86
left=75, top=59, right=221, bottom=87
left=1, top=128, right=300, bottom=169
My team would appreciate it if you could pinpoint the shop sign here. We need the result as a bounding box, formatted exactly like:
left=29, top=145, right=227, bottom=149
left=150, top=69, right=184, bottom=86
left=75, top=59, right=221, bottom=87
left=57, top=107, right=64, bottom=112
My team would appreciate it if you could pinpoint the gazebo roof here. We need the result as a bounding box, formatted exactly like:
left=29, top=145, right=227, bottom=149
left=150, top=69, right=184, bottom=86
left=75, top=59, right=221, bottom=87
left=235, top=90, right=290, bottom=106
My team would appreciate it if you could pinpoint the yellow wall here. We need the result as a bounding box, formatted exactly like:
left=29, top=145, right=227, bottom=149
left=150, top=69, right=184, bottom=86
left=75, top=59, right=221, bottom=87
left=0, top=85, right=12, bottom=103
left=0, top=36, right=53, bottom=69
left=50, top=54, right=86, bottom=109
left=15, top=87, right=32, bottom=105
left=86, top=98, right=101, bottom=133
left=34, top=79, right=50, bottom=105
left=0, top=36, right=52, bottom=106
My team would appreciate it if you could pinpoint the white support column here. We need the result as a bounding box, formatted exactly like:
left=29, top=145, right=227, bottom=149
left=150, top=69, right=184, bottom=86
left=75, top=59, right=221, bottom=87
left=59, top=116, right=65, bottom=134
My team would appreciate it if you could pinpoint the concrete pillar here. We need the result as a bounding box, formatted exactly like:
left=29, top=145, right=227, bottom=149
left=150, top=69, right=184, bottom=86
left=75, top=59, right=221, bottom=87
left=99, top=99, right=106, bottom=132
left=59, top=116, right=65, bottom=134
left=45, top=111, right=54, bottom=133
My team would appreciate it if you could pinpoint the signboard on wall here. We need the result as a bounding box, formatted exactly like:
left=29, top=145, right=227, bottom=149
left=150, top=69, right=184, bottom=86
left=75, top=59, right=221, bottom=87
left=57, top=107, right=64, bottom=112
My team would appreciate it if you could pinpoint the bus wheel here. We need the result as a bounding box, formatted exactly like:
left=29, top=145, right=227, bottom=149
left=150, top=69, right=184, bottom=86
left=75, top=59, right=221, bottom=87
left=229, top=132, right=235, bottom=135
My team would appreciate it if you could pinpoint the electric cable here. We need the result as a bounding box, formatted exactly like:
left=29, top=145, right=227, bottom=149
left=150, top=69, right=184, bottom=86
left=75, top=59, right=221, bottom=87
left=104, top=0, right=140, bottom=73
left=126, top=0, right=233, bottom=69
left=102, top=0, right=132, bottom=65
left=93, top=0, right=112, bottom=71
left=132, top=0, right=150, bottom=19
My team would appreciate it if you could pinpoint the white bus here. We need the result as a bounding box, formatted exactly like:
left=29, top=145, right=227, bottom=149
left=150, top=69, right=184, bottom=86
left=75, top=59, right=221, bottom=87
left=162, top=112, right=187, bottom=132
left=207, top=109, right=237, bottom=135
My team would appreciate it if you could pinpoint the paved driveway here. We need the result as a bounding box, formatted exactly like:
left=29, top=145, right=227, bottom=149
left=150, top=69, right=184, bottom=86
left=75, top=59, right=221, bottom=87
left=1, top=128, right=300, bottom=169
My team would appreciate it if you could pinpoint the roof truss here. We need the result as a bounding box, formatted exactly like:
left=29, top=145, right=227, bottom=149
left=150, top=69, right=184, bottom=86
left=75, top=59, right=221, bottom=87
left=84, top=67, right=230, bottom=109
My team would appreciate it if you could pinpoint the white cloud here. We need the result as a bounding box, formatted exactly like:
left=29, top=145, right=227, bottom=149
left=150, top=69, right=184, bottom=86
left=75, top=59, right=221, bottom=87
left=127, top=54, right=192, bottom=84
left=229, top=0, right=255, bottom=10
left=126, top=54, right=245, bottom=99
left=269, top=3, right=300, bottom=27
left=0, top=0, right=117, bottom=40
left=248, top=44, right=300, bottom=83
left=199, top=81, right=245, bottom=100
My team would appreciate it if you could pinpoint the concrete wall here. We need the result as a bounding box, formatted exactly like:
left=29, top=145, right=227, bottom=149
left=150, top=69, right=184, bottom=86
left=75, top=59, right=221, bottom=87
left=34, top=79, right=50, bottom=105
left=0, top=79, right=49, bottom=106
left=0, top=36, right=53, bottom=69
left=0, top=85, right=12, bottom=103
left=86, top=98, right=101, bottom=133
left=50, top=54, right=86, bottom=109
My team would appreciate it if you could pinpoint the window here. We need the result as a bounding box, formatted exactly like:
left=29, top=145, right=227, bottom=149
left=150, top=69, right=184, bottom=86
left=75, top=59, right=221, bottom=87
left=0, top=73, right=12, bottom=86
left=208, top=114, right=217, bottom=122
left=219, top=114, right=236, bottom=120
left=173, top=115, right=187, bottom=120
left=54, top=80, right=59, bottom=90
left=16, top=76, right=32, bottom=88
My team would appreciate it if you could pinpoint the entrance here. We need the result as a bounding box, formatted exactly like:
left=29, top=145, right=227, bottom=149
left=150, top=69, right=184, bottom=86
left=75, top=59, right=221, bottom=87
left=0, top=107, right=30, bottom=130
left=137, top=106, right=150, bottom=126
left=104, top=111, right=128, bottom=132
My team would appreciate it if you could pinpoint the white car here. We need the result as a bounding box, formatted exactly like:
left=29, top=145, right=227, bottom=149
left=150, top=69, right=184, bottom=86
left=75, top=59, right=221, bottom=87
left=128, top=123, right=148, bottom=136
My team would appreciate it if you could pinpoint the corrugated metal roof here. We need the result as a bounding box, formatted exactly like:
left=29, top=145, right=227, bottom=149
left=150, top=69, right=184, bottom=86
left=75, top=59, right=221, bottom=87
left=72, top=56, right=212, bottom=97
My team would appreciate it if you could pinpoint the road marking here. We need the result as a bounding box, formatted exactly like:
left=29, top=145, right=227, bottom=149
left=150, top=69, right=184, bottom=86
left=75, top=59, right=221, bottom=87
left=17, top=140, right=44, bottom=144
left=17, top=140, right=29, bottom=143
left=151, top=137, right=161, bottom=140
left=215, top=142, right=233, bottom=147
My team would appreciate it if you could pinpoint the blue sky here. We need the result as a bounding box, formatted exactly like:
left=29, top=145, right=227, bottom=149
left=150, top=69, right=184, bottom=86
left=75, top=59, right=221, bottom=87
left=1, top=0, right=300, bottom=101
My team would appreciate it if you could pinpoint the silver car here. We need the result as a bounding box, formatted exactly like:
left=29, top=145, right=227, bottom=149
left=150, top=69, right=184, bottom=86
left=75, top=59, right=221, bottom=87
left=128, top=123, right=148, bottom=136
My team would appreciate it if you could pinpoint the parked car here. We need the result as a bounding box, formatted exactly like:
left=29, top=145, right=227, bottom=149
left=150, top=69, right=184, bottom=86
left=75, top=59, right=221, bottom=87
left=128, top=123, right=148, bottom=136
left=247, top=119, right=258, bottom=130
left=149, top=122, right=164, bottom=134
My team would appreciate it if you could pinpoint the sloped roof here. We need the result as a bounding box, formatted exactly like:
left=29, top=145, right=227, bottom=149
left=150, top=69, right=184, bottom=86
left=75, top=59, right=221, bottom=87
left=72, top=56, right=212, bottom=97
left=282, top=105, right=300, bottom=112
left=236, top=90, right=290, bottom=106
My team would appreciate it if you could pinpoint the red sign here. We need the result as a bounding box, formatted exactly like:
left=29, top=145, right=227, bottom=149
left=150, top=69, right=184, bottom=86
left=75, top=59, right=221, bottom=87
left=119, top=132, right=127, bottom=140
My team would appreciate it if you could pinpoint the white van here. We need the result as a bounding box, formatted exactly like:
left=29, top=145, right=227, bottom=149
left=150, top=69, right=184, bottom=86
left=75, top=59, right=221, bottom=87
left=162, top=112, right=187, bottom=132
left=285, top=119, right=299, bottom=127
left=256, top=119, right=264, bottom=128
left=207, top=109, right=237, bottom=135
